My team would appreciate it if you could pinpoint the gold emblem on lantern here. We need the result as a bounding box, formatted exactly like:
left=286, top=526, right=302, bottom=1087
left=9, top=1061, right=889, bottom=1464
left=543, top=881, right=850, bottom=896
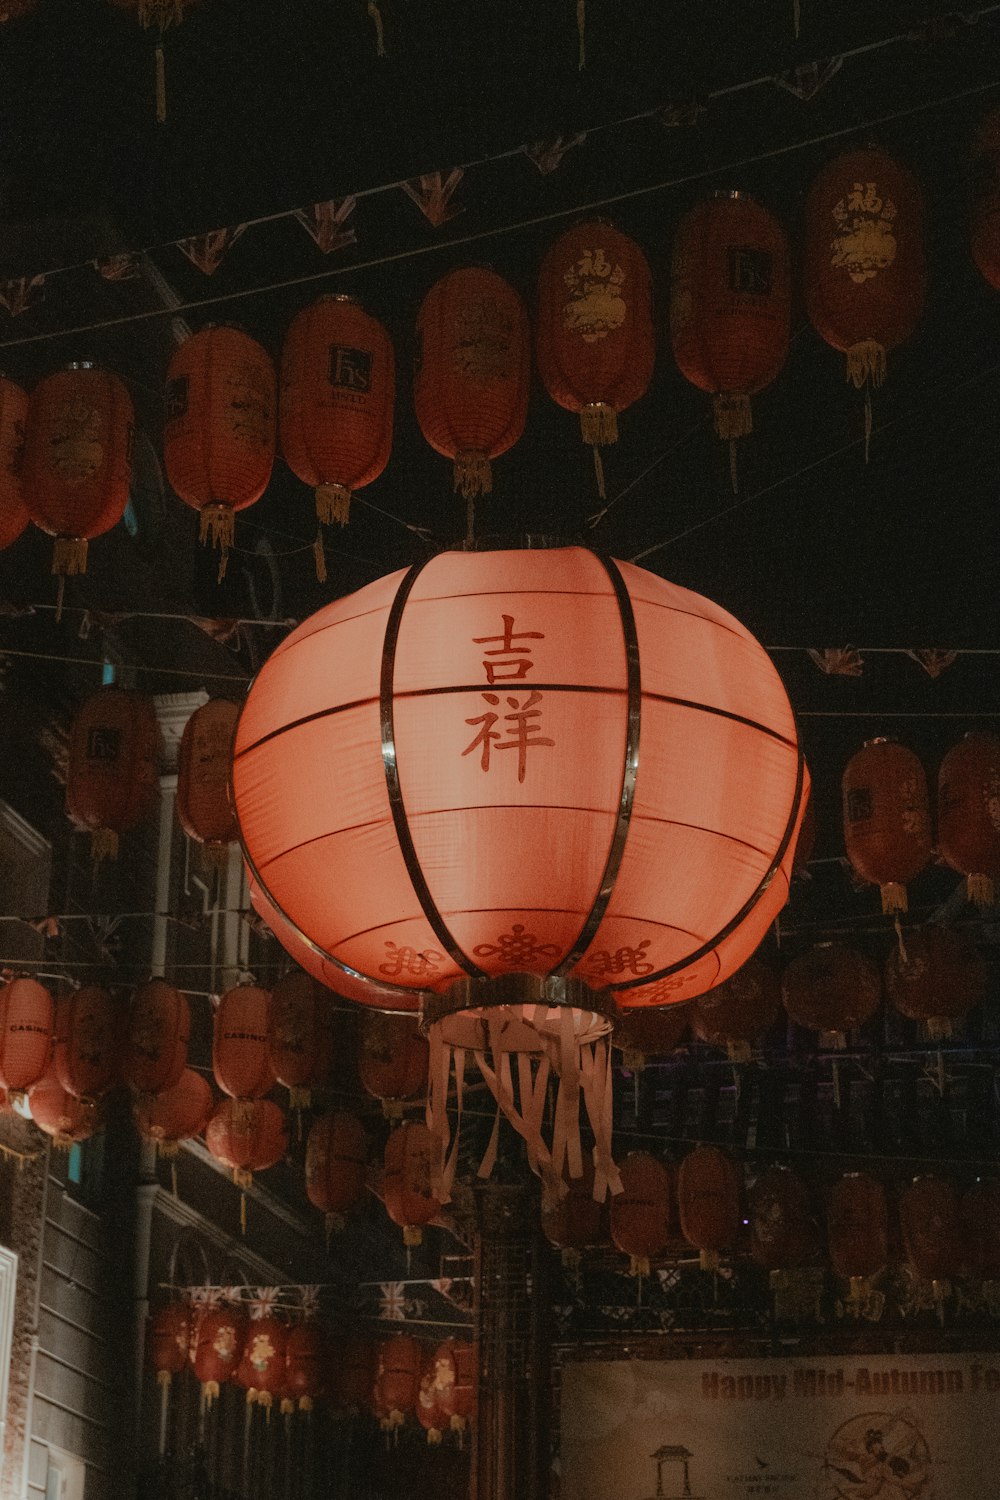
left=49, top=401, right=104, bottom=483
left=250, top=1333, right=275, bottom=1371
left=212, top=1324, right=238, bottom=1361
left=451, top=297, right=514, bottom=380
left=562, top=248, right=627, bottom=342
left=830, top=182, right=898, bottom=284
left=226, top=364, right=274, bottom=447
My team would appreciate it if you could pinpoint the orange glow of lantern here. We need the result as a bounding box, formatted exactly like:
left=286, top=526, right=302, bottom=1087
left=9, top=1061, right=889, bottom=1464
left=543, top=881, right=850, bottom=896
left=842, top=738, right=932, bottom=913
left=0, top=376, right=28, bottom=551
left=66, top=688, right=160, bottom=862
left=176, top=698, right=240, bottom=864
left=610, top=1151, right=671, bottom=1276
left=937, top=732, right=1000, bottom=908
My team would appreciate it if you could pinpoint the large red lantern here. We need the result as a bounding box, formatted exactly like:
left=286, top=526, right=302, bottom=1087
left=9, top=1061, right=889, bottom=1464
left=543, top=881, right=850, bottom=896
left=781, top=942, right=881, bottom=1046
left=54, top=986, right=118, bottom=1100
left=148, top=1302, right=192, bottom=1384
left=610, top=1151, right=671, bottom=1276
left=213, top=984, right=274, bottom=1100
left=804, top=147, right=925, bottom=450
left=239, top=1310, right=287, bottom=1408
left=827, top=1173, right=889, bottom=1303
left=163, top=325, right=276, bottom=578
left=0, top=978, right=54, bottom=1096
left=232, top=547, right=806, bottom=1196
left=899, top=1176, right=962, bottom=1296
left=678, top=1145, right=741, bottom=1270
left=305, top=1109, right=368, bottom=1222
left=670, top=193, right=791, bottom=487
left=970, top=108, right=1000, bottom=291
left=383, top=1121, right=441, bottom=1247
left=123, top=979, right=190, bottom=1095
left=176, top=698, right=240, bottom=863
left=358, top=1013, right=428, bottom=1116
left=28, top=1072, right=100, bottom=1147
left=884, top=924, right=987, bottom=1039
left=413, top=267, right=530, bottom=500
left=279, top=295, right=395, bottom=528
left=749, top=1165, right=813, bottom=1271
left=205, top=1097, right=288, bottom=1187
left=66, top=689, right=160, bottom=861
left=133, top=1066, right=213, bottom=1152
left=536, top=220, right=654, bottom=497
left=842, top=738, right=932, bottom=912
left=285, top=1323, right=324, bottom=1412
left=375, top=1336, right=422, bottom=1428
left=0, top=376, right=28, bottom=551
left=937, top=732, right=1000, bottom=908
left=193, top=1302, right=247, bottom=1405
left=691, top=956, right=780, bottom=1061
left=269, top=970, right=329, bottom=1108
left=22, top=363, right=133, bottom=581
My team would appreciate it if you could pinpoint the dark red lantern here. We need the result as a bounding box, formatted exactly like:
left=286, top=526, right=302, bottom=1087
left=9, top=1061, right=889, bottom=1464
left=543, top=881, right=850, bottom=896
left=22, top=363, right=133, bottom=579
left=749, top=1165, right=814, bottom=1271
left=54, top=986, right=118, bottom=1100
left=358, top=1013, right=428, bottom=1116
left=781, top=942, right=881, bottom=1046
left=176, top=698, right=240, bottom=862
left=285, top=1322, right=324, bottom=1412
left=671, top=192, right=790, bottom=486
left=279, top=294, right=395, bottom=528
left=239, top=1312, right=287, bottom=1408
left=0, top=978, right=54, bottom=1096
left=305, top=1109, right=368, bottom=1222
left=413, top=267, right=530, bottom=499
left=213, top=984, right=274, bottom=1100
left=884, top=924, right=987, bottom=1039
left=163, top=325, right=276, bottom=578
left=133, top=1066, right=213, bottom=1153
left=66, top=688, right=160, bottom=862
left=193, top=1303, right=247, bottom=1405
left=327, top=1333, right=376, bottom=1413
left=937, top=732, right=1000, bottom=908
left=678, top=1144, right=740, bottom=1270
left=541, top=1156, right=604, bottom=1253
left=899, top=1175, right=962, bottom=1293
left=0, top=375, right=28, bottom=551
left=827, top=1173, right=890, bottom=1290
left=536, top=220, right=654, bottom=496
left=614, top=1003, right=690, bottom=1070
left=610, top=1151, right=671, bottom=1275
left=384, top=1121, right=441, bottom=1247
left=375, top=1335, right=422, bottom=1428
left=435, top=1340, right=476, bottom=1435
left=123, top=979, right=190, bottom=1095
left=269, top=970, right=329, bottom=1108
left=205, top=1097, right=287, bottom=1186
left=0, top=1, right=42, bottom=19
left=970, top=108, right=1000, bottom=291
left=29, top=1072, right=100, bottom=1147
left=962, top=1179, right=1000, bottom=1281
left=148, top=1302, right=192, bottom=1384
left=691, top=956, right=781, bottom=1061
left=842, top=738, right=932, bottom=913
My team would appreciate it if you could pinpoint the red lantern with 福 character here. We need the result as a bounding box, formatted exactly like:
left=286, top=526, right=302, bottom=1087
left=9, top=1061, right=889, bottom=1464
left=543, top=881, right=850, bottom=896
left=163, top=325, right=276, bottom=580
left=781, top=942, right=881, bottom=1047
left=383, top=1121, right=441, bottom=1247
left=193, top=1302, right=247, bottom=1406
left=358, top=1013, right=428, bottom=1117
left=435, top=1340, right=476, bottom=1436
left=691, top=956, right=781, bottom=1061
left=238, top=1306, right=287, bottom=1409
left=0, top=978, right=54, bottom=1097
left=66, top=689, right=160, bottom=862
left=678, top=1144, right=740, bottom=1270
left=418, top=1350, right=447, bottom=1444
left=937, top=732, right=1000, bottom=908
left=269, top=970, right=330, bottom=1108
left=610, top=1151, right=671, bottom=1276
left=213, top=984, right=274, bottom=1100
left=123, top=979, right=190, bottom=1096
left=133, top=1066, right=213, bottom=1153
left=0, top=375, right=28, bottom=551
left=305, top=1109, right=368, bottom=1225
left=414, top=267, right=530, bottom=500
left=176, top=698, right=240, bottom=866
left=670, top=192, right=791, bottom=489
left=22, top=363, right=133, bottom=584
left=54, top=986, right=118, bottom=1100
left=537, top=221, right=654, bottom=498
left=842, top=738, right=932, bottom=913
left=884, top=924, right=987, bottom=1039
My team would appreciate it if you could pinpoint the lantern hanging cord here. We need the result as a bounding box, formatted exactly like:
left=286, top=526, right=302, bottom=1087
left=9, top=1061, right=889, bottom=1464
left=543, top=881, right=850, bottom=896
left=6, top=69, right=1000, bottom=351
left=0, top=647, right=249, bottom=683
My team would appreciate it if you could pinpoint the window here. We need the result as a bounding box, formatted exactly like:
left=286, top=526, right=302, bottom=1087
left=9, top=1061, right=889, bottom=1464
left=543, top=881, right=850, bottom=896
left=65, top=1135, right=105, bottom=1212
left=0, top=801, right=52, bottom=967
left=44, top=1448, right=84, bottom=1500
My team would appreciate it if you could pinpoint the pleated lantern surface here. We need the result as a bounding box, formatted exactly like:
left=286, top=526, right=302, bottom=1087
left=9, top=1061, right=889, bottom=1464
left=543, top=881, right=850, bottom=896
left=691, top=955, right=781, bottom=1061
left=749, top=1165, right=813, bottom=1271
left=305, top=1109, right=368, bottom=1221
left=842, top=738, right=932, bottom=912
left=541, top=1157, right=604, bottom=1252
left=232, top=546, right=806, bottom=1199
left=239, top=1312, right=287, bottom=1408
left=269, top=970, right=329, bottom=1108
left=176, top=698, right=240, bottom=865
left=148, top=1302, right=192, bottom=1385
left=193, top=1303, right=247, bottom=1405
left=0, top=376, right=29, bottom=551
left=536, top=221, right=654, bottom=498
left=804, top=148, right=925, bottom=425
left=280, top=295, right=395, bottom=527
left=66, top=688, right=160, bottom=861
left=884, top=925, right=987, bottom=1039
left=937, top=732, right=1000, bottom=908
left=54, top=986, right=118, bottom=1100
left=133, top=1066, right=213, bottom=1153
left=375, top=1336, right=422, bottom=1428
left=610, top=1151, right=671, bottom=1276
left=22, top=363, right=133, bottom=577
left=28, top=1074, right=100, bottom=1147
left=899, top=1176, right=962, bottom=1296
left=0, top=978, right=54, bottom=1096
left=383, top=1120, right=441, bottom=1247
left=413, top=267, right=530, bottom=500
left=163, top=325, right=276, bottom=578
left=678, top=1144, right=741, bottom=1271
left=213, top=984, right=275, bottom=1100
left=358, top=1012, right=428, bottom=1116
left=781, top=942, right=881, bottom=1047
left=285, top=1323, right=324, bottom=1412
left=970, top=107, right=1000, bottom=291
left=123, top=979, right=190, bottom=1095
left=827, top=1173, right=889, bottom=1301
left=670, top=192, right=791, bottom=483
left=205, top=1096, right=288, bottom=1187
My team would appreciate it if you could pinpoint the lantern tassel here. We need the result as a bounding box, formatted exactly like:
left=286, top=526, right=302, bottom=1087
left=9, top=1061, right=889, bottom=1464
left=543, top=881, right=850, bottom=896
left=967, top=873, right=995, bottom=908
left=52, top=536, right=88, bottom=577
left=90, top=827, right=119, bottom=863
left=576, top=0, right=585, bottom=68
left=315, top=483, right=352, bottom=526
left=367, top=0, right=386, bottom=56
left=591, top=444, right=607, bottom=501
left=313, top=531, right=328, bottom=584
left=199, top=504, right=235, bottom=582
left=712, top=392, right=752, bottom=441
left=579, top=402, right=618, bottom=446
left=403, top=1224, right=423, bottom=1248
left=139, top=0, right=184, bottom=24
left=699, top=1248, right=721, bottom=1272
left=155, top=40, right=167, bottom=124
left=927, top=1016, right=952, bottom=1042
left=453, top=452, right=492, bottom=500
left=793, top=0, right=800, bottom=37
left=158, top=1372, right=171, bottom=1457
left=845, top=340, right=887, bottom=391
left=880, top=881, right=908, bottom=915
left=864, top=386, right=873, bottom=464
left=628, top=1255, right=649, bottom=1279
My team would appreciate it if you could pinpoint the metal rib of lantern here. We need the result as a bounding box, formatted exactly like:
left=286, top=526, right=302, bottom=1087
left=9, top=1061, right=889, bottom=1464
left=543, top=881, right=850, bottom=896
left=231, top=547, right=807, bottom=1203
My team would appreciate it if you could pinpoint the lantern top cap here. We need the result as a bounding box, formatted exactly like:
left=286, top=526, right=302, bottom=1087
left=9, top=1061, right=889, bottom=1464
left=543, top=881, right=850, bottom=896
left=862, top=736, right=893, bottom=748
left=317, top=293, right=359, bottom=305
left=710, top=189, right=751, bottom=201
left=64, top=361, right=96, bottom=371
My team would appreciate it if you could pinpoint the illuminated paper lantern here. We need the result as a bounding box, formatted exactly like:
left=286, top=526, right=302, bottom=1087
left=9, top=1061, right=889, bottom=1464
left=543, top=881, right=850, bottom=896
left=193, top=1303, right=247, bottom=1406
left=827, top=1172, right=889, bottom=1306
left=205, top=1097, right=288, bottom=1190
left=435, top=1340, right=476, bottom=1435
left=899, top=1175, right=962, bottom=1298
left=213, top=984, right=275, bottom=1100
left=0, top=977, right=54, bottom=1096
left=781, top=942, right=881, bottom=1047
left=148, top=1302, right=192, bottom=1385
left=66, top=689, right=160, bottom=862
left=358, top=1012, right=428, bottom=1116
left=133, top=1066, right=213, bottom=1152
left=269, top=970, right=329, bottom=1108
left=610, top=1151, right=671, bottom=1276
left=375, top=1336, right=422, bottom=1428
left=884, top=924, right=987, bottom=1039
left=0, top=376, right=28, bottom=551
left=749, top=1165, right=813, bottom=1271
left=937, top=732, right=1000, bottom=908
left=54, top=986, right=118, bottom=1100
left=842, top=738, right=932, bottom=913
left=28, top=1073, right=100, bottom=1147
left=541, top=1156, right=604, bottom=1253
left=691, top=956, right=781, bottom=1061
left=305, top=1109, right=368, bottom=1223
left=176, top=698, right=240, bottom=862
left=123, top=979, right=190, bottom=1095
left=678, top=1144, right=740, bottom=1270
left=285, top=1323, right=324, bottom=1412
left=383, top=1120, right=441, bottom=1247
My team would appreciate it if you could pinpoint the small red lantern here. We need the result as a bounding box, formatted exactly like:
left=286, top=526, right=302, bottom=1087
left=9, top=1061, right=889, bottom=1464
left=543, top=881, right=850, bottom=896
left=536, top=220, right=654, bottom=497
left=133, top=1067, right=213, bottom=1153
left=781, top=942, right=881, bottom=1046
left=384, top=1121, right=441, bottom=1247
left=435, top=1340, right=476, bottom=1435
left=213, top=984, right=275, bottom=1100
left=884, top=924, right=987, bottom=1039
left=962, top=1180, right=1000, bottom=1281
left=899, top=1175, right=962, bottom=1295
left=614, top=1003, right=690, bottom=1070
left=691, top=957, right=781, bottom=1061
left=176, top=698, right=240, bottom=864
left=804, top=148, right=925, bottom=451
left=22, top=363, right=133, bottom=581
left=842, top=739, right=932, bottom=913
left=54, top=987, right=118, bottom=1100
left=749, top=1165, right=813, bottom=1271
left=239, top=1311, right=287, bottom=1409
left=970, top=108, right=1000, bottom=292
left=0, top=376, right=28, bottom=551
left=328, top=1333, right=377, bottom=1413
left=285, top=1322, right=324, bottom=1412
left=305, top=1109, right=368, bottom=1223
left=163, top=325, right=276, bottom=579
left=610, top=1151, right=671, bottom=1276
left=670, top=192, right=791, bottom=488
left=205, top=1097, right=288, bottom=1187
left=375, top=1335, right=422, bottom=1428
left=66, top=688, right=160, bottom=862
left=358, top=1013, right=428, bottom=1116
left=29, top=1072, right=100, bottom=1145
left=193, top=1302, right=247, bottom=1405
left=827, top=1173, right=889, bottom=1292
left=541, top=1157, right=604, bottom=1253
left=123, top=980, right=190, bottom=1096
left=677, top=1144, right=740, bottom=1270
left=269, top=970, right=330, bottom=1108
left=413, top=267, right=530, bottom=499
left=279, top=295, right=395, bottom=528
left=148, top=1302, right=191, bottom=1384
left=937, top=732, right=1000, bottom=908
left=0, top=978, right=54, bottom=1096
left=417, top=1351, right=447, bottom=1444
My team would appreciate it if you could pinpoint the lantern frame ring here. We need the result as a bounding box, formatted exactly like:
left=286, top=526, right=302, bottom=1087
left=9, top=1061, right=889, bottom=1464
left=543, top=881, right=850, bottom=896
left=420, top=972, right=617, bottom=1039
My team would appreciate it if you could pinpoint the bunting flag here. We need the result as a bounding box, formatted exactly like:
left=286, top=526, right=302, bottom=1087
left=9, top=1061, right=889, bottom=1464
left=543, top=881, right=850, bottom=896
left=93, top=253, right=142, bottom=281
left=299, top=1285, right=321, bottom=1318
left=0, top=274, right=45, bottom=318
left=401, top=170, right=464, bottom=227
left=378, top=1282, right=408, bottom=1320
left=773, top=57, right=844, bottom=101
left=907, top=648, right=959, bottom=678
left=176, top=225, right=247, bottom=276
left=293, top=197, right=358, bottom=254
left=523, top=133, right=587, bottom=175
left=657, top=99, right=707, bottom=127
left=807, top=646, right=864, bottom=677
